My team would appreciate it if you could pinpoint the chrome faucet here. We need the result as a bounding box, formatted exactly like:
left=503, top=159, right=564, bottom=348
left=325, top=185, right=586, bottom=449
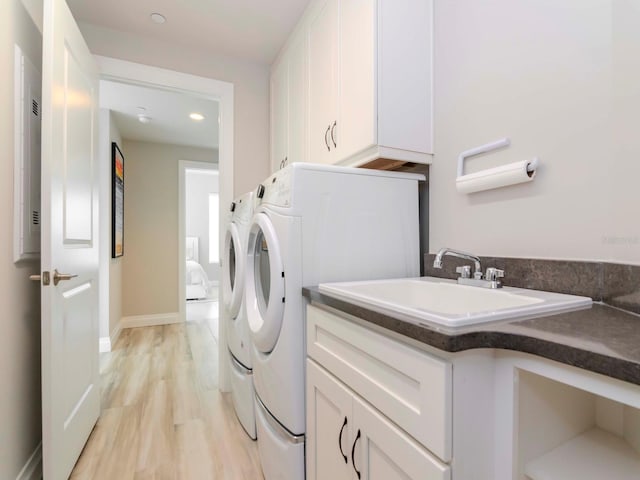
left=433, top=247, right=504, bottom=289
left=433, top=248, right=483, bottom=278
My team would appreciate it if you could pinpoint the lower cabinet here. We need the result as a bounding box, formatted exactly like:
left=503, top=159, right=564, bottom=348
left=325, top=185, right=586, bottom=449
left=307, top=359, right=451, bottom=480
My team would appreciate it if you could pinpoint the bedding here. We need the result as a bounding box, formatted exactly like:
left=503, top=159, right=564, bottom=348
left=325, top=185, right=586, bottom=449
left=186, top=259, right=210, bottom=300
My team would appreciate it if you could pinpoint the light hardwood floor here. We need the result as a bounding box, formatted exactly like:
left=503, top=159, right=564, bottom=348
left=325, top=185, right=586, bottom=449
left=70, top=320, right=264, bottom=479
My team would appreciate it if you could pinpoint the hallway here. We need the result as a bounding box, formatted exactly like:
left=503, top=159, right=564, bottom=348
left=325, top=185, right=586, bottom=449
left=70, top=320, right=263, bottom=479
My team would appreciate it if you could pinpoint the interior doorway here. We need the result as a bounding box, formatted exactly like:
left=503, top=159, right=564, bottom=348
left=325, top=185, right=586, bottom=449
left=96, top=55, right=235, bottom=392
left=181, top=163, right=220, bottom=341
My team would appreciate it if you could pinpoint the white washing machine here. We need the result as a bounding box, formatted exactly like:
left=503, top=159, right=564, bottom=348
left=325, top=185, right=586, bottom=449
left=245, top=163, right=423, bottom=479
left=222, top=191, right=257, bottom=439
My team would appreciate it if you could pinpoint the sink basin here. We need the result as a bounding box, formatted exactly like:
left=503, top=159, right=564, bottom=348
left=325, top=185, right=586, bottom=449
left=318, top=277, right=592, bottom=329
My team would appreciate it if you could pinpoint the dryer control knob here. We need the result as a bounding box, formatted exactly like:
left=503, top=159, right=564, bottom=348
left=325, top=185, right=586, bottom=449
left=257, top=184, right=265, bottom=198
left=230, top=201, right=236, bottom=212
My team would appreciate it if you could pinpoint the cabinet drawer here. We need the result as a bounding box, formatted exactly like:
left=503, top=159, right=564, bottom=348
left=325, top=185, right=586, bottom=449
left=307, top=305, right=452, bottom=461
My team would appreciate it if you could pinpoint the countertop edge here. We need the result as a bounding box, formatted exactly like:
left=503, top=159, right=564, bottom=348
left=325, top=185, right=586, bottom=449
left=302, top=287, right=640, bottom=387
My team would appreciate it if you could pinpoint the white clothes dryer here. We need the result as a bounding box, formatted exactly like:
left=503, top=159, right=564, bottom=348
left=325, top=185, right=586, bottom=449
left=222, top=191, right=256, bottom=439
left=244, top=164, right=423, bottom=479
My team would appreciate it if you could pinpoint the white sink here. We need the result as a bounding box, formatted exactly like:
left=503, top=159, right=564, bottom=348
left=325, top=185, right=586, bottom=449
left=318, top=277, right=592, bottom=329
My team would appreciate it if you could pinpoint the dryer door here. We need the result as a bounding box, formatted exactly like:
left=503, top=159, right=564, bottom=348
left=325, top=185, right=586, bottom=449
left=223, top=222, right=245, bottom=318
left=246, top=212, right=285, bottom=353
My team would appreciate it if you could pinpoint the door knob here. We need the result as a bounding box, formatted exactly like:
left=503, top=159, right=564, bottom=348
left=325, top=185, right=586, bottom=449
left=52, top=269, right=78, bottom=286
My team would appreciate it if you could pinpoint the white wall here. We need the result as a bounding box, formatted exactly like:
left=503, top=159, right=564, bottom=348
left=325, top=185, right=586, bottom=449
left=98, top=109, right=124, bottom=340
left=186, top=169, right=220, bottom=281
left=0, top=1, right=42, bottom=477
left=122, top=140, right=216, bottom=317
left=430, top=0, right=640, bottom=265
left=78, top=22, right=270, bottom=198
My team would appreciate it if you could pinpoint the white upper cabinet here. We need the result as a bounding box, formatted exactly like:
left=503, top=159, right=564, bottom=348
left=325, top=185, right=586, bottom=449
left=273, top=0, right=433, bottom=169
left=270, top=58, right=289, bottom=172
left=337, top=0, right=376, bottom=163
left=288, top=33, right=308, bottom=171
left=308, top=0, right=339, bottom=164
left=270, top=29, right=308, bottom=172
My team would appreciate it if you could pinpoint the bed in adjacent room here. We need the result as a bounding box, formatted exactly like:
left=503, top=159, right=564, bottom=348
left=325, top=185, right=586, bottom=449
left=186, top=236, right=211, bottom=300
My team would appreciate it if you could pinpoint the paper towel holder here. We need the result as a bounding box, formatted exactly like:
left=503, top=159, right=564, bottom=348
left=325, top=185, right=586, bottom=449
left=456, top=138, right=539, bottom=194
left=457, top=138, right=538, bottom=177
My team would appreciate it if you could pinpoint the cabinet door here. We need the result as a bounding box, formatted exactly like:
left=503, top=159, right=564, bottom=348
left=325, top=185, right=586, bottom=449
left=352, top=396, right=451, bottom=480
left=308, top=0, right=339, bottom=164
left=270, top=58, right=289, bottom=172
left=307, top=359, right=353, bottom=480
left=338, top=0, right=376, bottom=161
left=288, top=32, right=308, bottom=165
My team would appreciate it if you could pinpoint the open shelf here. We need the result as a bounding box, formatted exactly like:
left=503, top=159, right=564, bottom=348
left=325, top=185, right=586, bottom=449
left=525, top=427, right=640, bottom=480
left=516, top=370, right=640, bottom=480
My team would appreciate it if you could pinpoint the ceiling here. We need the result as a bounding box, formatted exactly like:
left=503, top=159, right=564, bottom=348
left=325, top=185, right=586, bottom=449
left=67, top=0, right=311, bottom=64
left=100, top=80, right=219, bottom=150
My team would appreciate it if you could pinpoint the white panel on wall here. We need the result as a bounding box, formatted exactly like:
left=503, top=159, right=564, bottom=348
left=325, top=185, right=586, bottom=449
left=13, top=44, right=41, bottom=263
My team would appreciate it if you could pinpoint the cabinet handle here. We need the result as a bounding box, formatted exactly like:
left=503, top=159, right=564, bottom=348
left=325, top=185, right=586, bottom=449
left=330, top=120, right=337, bottom=148
left=324, top=125, right=331, bottom=151
left=338, top=416, right=348, bottom=464
left=351, top=429, right=361, bottom=479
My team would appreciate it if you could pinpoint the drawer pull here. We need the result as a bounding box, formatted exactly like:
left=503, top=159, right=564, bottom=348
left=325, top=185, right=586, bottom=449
left=338, top=416, right=348, bottom=464
left=324, top=125, right=331, bottom=151
left=330, top=120, right=337, bottom=148
left=351, top=429, right=361, bottom=479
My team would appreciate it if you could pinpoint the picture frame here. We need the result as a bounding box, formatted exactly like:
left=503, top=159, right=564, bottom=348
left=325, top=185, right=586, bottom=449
left=112, top=142, right=124, bottom=258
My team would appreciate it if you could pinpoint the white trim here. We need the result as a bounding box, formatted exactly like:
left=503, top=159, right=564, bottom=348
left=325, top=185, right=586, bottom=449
left=99, top=318, right=122, bottom=353
left=179, top=161, right=218, bottom=325
left=99, top=336, right=111, bottom=353
left=120, top=312, right=181, bottom=329
left=94, top=55, right=234, bottom=392
left=110, top=319, right=122, bottom=347
left=15, top=442, right=42, bottom=480
left=100, top=321, right=122, bottom=353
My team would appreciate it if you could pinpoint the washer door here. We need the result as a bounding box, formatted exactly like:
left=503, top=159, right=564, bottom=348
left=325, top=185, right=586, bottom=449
left=222, top=222, right=244, bottom=318
left=246, top=213, right=285, bottom=353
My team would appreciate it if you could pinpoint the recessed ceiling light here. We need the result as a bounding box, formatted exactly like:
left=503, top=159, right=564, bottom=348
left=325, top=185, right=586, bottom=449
left=190, top=113, right=205, bottom=121
left=150, top=13, right=166, bottom=24
left=137, top=114, right=152, bottom=124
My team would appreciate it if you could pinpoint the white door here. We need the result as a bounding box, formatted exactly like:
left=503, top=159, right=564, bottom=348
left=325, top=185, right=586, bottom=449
left=306, top=360, right=353, bottom=480
left=288, top=31, right=308, bottom=165
left=270, top=59, right=289, bottom=171
left=308, top=0, right=339, bottom=164
left=339, top=0, right=376, bottom=161
left=40, top=0, right=100, bottom=478
left=352, top=396, right=451, bottom=480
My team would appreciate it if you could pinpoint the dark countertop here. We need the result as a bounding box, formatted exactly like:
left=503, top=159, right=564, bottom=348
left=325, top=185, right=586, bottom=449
left=303, top=287, right=640, bottom=387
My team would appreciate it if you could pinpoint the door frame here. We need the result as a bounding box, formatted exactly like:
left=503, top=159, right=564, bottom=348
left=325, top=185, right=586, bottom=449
left=95, top=55, right=235, bottom=391
left=179, top=161, right=219, bottom=320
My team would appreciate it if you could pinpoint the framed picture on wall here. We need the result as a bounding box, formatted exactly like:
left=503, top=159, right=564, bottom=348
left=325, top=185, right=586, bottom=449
left=112, top=142, right=124, bottom=258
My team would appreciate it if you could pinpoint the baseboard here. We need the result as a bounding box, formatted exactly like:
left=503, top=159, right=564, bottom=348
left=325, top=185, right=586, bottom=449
left=15, top=442, right=42, bottom=480
left=110, top=320, right=122, bottom=346
left=99, top=336, right=111, bottom=353
left=121, top=312, right=181, bottom=329
left=99, top=318, right=123, bottom=353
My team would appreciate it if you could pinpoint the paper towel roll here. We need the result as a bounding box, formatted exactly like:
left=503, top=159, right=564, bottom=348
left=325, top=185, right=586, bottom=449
left=456, top=159, right=537, bottom=194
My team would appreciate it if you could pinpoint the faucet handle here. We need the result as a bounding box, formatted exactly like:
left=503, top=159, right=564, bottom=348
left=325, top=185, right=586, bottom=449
left=485, top=267, right=504, bottom=282
left=456, top=266, right=472, bottom=279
